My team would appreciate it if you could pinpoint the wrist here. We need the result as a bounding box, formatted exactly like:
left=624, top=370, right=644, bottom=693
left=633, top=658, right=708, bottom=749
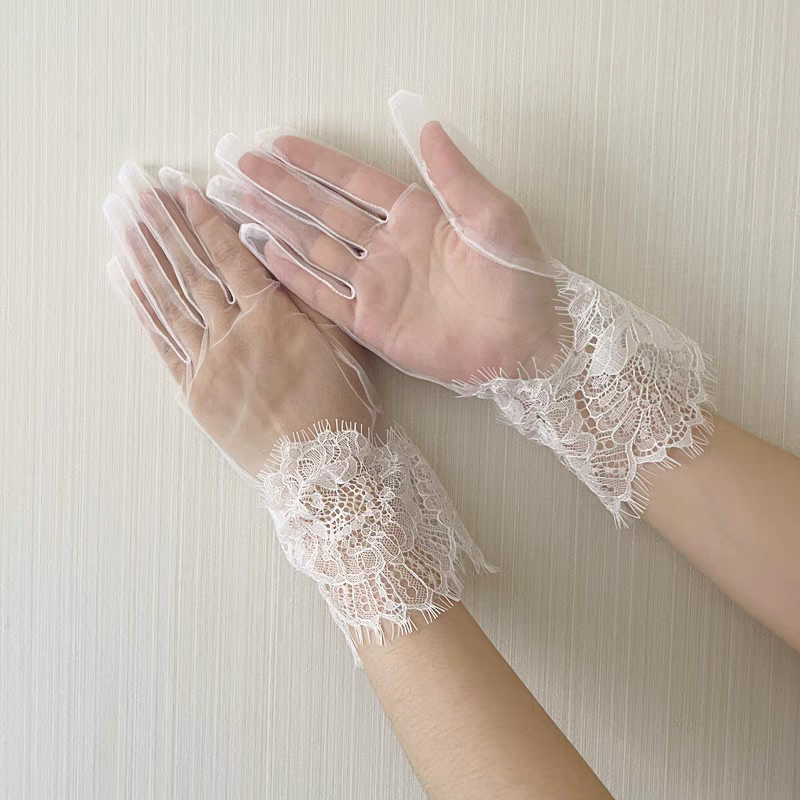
left=260, top=422, right=495, bottom=663
left=458, top=267, right=715, bottom=524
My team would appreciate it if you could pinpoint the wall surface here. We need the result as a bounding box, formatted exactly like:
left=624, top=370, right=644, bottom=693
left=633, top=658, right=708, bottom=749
left=2, top=0, right=799, bottom=798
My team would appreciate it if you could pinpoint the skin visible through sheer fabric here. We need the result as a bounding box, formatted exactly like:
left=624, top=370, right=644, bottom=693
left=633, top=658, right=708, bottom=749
left=105, top=158, right=493, bottom=659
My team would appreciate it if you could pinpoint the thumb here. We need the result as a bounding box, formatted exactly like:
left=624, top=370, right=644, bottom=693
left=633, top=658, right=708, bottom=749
left=388, top=91, right=505, bottom=225
left=418, top=120, right=499, bottom=223
left=388, top=91, right=551, bottom=273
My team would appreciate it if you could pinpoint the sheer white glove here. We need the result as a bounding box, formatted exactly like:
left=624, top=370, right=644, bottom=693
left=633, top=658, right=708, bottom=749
left=104, top=163, right=492, bottom=660
left=205, top=91, right=714, bottom=524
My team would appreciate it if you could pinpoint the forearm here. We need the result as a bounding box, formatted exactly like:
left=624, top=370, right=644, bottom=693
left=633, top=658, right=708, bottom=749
left=360, top=603, right=613, bottom=800
left=644, top=416, right=800, bottom=650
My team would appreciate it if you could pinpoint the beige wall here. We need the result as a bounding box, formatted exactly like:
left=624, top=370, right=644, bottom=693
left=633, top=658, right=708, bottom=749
left=2, top=0, right=799, bottom=797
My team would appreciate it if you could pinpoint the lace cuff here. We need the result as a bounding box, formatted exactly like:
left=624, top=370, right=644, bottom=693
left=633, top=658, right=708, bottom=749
left=259, top=422, right=494, bottom=662
left=458, top=266, right=715, bottom=525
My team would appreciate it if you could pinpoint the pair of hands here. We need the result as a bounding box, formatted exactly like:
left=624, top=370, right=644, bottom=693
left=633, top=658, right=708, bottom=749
left=106, top=94, right=559, bottom=476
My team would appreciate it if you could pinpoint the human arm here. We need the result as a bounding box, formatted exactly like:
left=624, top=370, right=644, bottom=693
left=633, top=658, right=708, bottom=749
left=104, top=165, right=612, bottom=797
left=644, top=416, right=800, bottom=650
left=207, top=93, right=800, bottom=652
left=361, top=603, right=613, bottom=800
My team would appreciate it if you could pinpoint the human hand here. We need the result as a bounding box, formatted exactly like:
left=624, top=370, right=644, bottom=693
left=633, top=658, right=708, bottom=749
left=104, top=163, right=491, bottom=653
left=105, top=163, right=377, bottom=477
left=206, top=93, right=564, bottom=386
left=202, top=93, right=713, bottom=525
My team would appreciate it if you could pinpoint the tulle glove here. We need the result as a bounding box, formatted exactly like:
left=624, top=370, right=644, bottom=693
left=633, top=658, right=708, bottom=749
left=205, top=91, right=715, bottom=525
left=103, top=163, right=492, bottom=661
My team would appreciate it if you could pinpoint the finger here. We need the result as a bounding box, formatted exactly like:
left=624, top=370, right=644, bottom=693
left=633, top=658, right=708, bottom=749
left=237, top=223, right=353, bottom=307
left=105, top=191, right=197, bottom=321
left=237, top=151, right=377, bottom=254
left=235, top=223, right=340, bottom=329
left=145, top=187, right=237, bottom=317
left=255, top=129, right=408, bottom=217
left=388, top=90, right=502, bottom=218
left=209, top=176, right=358, bottom=295
left=161, top=168, right=277, bottom=308
left=417, top=120, right=502, bottom=222
left=107, top=256, right=188, bottom=382
left=389, top=92, right=552, bottom=274
left=118, top=163, right=234, bottom=321
left=104, top=192, right=204, bottom=360
left=156, top=168, right=239, bottom=304
left=253, top=231, right=357, bottom=331
left=132, top=224, right=206, bottom=360
left=129, top=280, right=188, bottom=384
left=216, top=133, right=377, bottom=256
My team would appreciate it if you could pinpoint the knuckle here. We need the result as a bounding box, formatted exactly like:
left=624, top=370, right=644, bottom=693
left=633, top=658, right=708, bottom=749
left=207, top=231, right=242, bottom=267
left=186, top=196, right=217, bottom=230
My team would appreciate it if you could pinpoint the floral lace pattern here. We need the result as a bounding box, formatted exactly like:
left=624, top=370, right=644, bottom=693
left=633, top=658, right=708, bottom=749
left=458, top=267, right=714, bottom=525
left=260, top=423, right=494, bottom=661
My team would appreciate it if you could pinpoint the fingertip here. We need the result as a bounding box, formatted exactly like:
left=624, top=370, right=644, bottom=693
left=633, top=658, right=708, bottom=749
left=205, top=174, right=245, bottom=220
left=261, top=237, right=302, bottom=286
left=117, top=162, right=157, bottom=207
left=123, top=223, right=142, bottom=250
left=139, top=189, right=162, bottom=215
left=179, top=186, right=208, bottom=220
left=420, top=119, right=446, bottom=139
left=154, top=187, right=173, bottom=208
left=158, top=166, right=200, bottom=212
left=262, top=235, right=286, bottom=266
left=238, top=223, right=271, bottom=263
left=419, top=120, right=470, bottom=183
left=259, top=132, right=309, bottom=166
left=238, top=150, right=292, bottom=194
left=128, top=275, right=147, bottom=306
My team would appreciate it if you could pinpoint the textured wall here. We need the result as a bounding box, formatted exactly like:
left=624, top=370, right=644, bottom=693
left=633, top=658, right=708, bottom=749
left=2, top=0, right=799, bottom=798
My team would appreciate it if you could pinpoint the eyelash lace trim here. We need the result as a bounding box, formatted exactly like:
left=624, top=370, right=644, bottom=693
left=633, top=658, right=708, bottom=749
left=457, top=267, right=715, bottom=526
left=259, top=422, right=495, bottom=662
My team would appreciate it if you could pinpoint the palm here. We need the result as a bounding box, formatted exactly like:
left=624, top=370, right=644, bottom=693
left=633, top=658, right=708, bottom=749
left=352, top=187, right=559, bottom=381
